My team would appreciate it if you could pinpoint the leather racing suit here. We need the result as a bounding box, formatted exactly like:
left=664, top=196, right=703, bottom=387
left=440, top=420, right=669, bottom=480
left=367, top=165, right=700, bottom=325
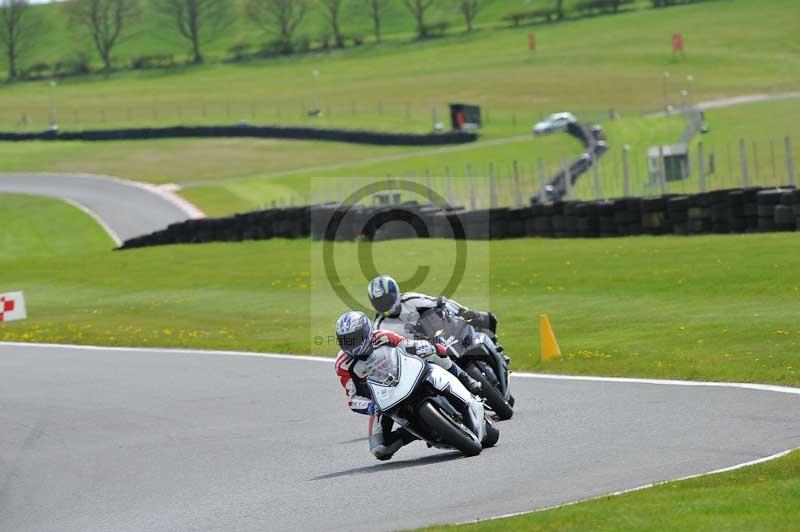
left=373, top=292, right=497, bottom=340
left=335, top=329, right=477, bottom=460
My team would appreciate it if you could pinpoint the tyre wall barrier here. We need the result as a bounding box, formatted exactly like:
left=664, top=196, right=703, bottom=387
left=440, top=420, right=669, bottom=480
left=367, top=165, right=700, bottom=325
left=118, top=186, right=799, bottom=250
left=0, top=125, right=478, bottom=146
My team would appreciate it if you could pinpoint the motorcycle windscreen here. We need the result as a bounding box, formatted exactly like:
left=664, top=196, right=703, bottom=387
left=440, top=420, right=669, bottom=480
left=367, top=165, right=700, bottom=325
left=367, top=350, right=426, bottom=412
left=417, top=309, right=471, bottom=356
left=416, top=309, right=446, bottom=339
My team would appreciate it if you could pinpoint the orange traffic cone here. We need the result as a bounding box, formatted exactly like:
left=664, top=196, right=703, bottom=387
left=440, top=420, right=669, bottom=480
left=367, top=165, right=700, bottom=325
left=540, top=314, right=561, bottom=362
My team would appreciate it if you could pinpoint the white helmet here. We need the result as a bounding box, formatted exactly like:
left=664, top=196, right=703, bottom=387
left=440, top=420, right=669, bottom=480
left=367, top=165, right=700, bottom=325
left=335, top=311, right=373, bottom=359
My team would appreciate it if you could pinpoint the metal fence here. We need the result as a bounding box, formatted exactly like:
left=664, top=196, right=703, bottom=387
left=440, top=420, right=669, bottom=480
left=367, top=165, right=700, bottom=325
left=0, top=97, right=617, bottom=135
left=258, top=135, right=797, bottom=211
left=569, top=136, right=797, bottom=201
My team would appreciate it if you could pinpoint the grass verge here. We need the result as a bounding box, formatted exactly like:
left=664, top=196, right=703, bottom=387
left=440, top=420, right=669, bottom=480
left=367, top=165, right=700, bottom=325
left=0, top=194, right=113, bottom=257
left=423, top=449, right=800, bottom=531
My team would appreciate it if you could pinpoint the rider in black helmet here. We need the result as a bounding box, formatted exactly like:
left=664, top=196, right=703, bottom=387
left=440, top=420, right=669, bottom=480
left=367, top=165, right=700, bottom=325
left=367, top=275, right=499, bottom=391
left=368, top=274, right=498, bottom=340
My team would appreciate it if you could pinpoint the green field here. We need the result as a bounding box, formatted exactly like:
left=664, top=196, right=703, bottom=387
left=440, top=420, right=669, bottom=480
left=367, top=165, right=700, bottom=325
left=2, top=193, right=799, bottom=386
left=1, top=98, right=797, bottom=217
left=179, top=132, right=593, bottom=215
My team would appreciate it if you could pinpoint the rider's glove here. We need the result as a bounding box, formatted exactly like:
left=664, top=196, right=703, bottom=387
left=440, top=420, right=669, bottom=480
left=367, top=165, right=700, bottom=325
left=433, top=340, right=448, bottom=357
left=414, top=341, right=437, bottom=358
left=367, top=402, right=378, bottom=415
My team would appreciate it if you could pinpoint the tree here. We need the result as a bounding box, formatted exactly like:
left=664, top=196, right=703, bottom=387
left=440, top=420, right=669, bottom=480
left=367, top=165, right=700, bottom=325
left=245, top=0, right=307, bottom=54
left=364, top=0, right=389, bottom=43
left=152, top=0, right=234, bottom=64
left=320, top=0, right=344, bottom=48
left=0, top=0, right=35, bottom=80
left=555, top=0, right=565, bottom=19
left=459, top=0, right=486, bottom=32
left=402, top=0, right=433, bottom=39
left=65, top=0, right=141, bottom=74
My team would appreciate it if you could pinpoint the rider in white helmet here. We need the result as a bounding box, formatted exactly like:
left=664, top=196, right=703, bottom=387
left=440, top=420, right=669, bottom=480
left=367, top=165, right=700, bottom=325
left=334, top=310, right=485, bottom=461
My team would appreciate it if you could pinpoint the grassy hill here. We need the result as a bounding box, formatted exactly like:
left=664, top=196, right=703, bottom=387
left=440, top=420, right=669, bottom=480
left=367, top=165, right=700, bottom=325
left=6, top=0, right=692, bottom=74
left=1, top=0, right=798, bottom=134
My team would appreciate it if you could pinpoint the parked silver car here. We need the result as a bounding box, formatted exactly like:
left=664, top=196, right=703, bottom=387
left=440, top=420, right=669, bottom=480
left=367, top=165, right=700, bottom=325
left=532, top=112, right=576, bottom=136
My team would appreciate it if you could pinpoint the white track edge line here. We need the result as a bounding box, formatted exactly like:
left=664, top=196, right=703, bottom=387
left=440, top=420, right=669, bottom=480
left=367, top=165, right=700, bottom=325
left=457, top=446, right=799, bottom=526
left=61, top=198, right=123, bottom=247
left=0, top=340, right=332, bottom=363
left=510, top=372, right=800, bottom=395
left=1, top=340, right=799, bottom=395
left=81, top=172, right=207, bottom=219
left=35, top=172, right=207, bottom=219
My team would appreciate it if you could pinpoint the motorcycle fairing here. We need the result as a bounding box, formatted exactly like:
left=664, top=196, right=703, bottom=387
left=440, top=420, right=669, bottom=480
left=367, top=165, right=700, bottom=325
left=367, top=351, right=427, bottom=412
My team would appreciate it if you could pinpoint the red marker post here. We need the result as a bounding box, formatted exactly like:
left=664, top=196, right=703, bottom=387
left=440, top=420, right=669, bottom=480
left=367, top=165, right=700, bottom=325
left=528, top=33, right=536, bottom=51
left=672, top=33, right=684, bottom=53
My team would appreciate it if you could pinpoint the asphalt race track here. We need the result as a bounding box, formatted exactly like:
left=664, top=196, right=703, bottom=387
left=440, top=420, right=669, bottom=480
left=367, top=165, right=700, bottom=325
left=0, top=173, right=203, bottom=243
left=1, top=343, right=799, bottom=532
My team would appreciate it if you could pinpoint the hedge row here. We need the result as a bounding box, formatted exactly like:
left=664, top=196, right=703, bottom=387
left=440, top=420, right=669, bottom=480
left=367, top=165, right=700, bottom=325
left=0, top=125, right=477, bottom=146
left=119, top=186, right=800, bottom=250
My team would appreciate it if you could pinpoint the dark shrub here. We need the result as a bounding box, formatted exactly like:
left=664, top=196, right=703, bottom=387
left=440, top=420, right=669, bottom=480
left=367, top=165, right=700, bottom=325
left=227, top=43, right=252, bottom=62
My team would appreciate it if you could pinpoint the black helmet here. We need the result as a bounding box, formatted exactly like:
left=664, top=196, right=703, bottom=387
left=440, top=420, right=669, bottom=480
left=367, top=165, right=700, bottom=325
left=367, top=275, right=401, bottom=316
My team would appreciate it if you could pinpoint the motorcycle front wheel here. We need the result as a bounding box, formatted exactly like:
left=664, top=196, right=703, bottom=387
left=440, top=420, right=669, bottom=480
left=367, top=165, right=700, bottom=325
left=464, top=362, right=514, bottom=420
left=417, top=400, right=482, bottom=457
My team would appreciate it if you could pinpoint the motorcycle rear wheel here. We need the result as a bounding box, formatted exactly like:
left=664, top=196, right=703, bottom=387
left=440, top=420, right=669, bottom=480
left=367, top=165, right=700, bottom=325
left=464, top=362, right=514, bottom=420
left=417, top=401, right=482, bottom=457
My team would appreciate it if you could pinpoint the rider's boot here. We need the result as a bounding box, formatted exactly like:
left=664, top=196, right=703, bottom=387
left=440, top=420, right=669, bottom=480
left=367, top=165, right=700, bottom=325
left=463, top=395, right=487, bottom=442
left=449, top=364, right=482, bottom=395
left=371, top=429, right=416, bottom=461
left=494, top=342, right=511, bottom=365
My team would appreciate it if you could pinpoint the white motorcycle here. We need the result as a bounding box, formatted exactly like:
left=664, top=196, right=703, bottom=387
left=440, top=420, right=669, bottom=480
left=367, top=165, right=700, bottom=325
left=365, top=344, right=499, bottom=457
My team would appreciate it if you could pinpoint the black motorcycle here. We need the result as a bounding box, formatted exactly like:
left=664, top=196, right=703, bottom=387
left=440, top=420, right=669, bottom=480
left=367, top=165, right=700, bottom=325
left=416, top=301, right=515, bottom=420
